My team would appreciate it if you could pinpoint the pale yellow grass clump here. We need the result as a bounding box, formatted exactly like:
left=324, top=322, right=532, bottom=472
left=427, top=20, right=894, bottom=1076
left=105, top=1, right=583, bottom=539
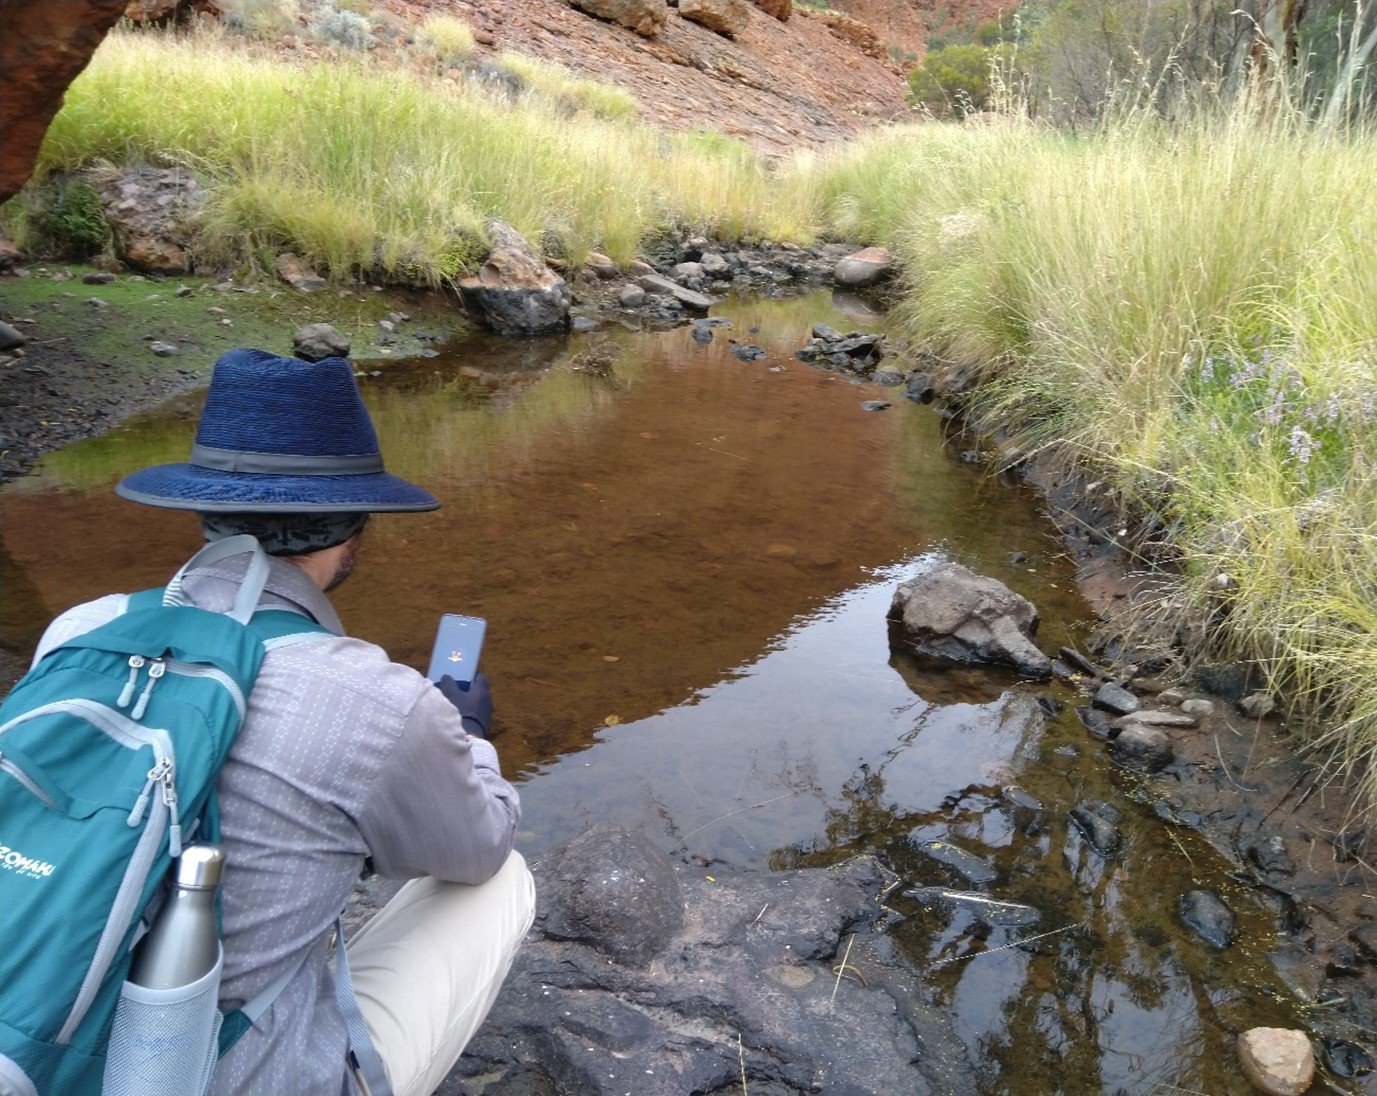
left=417, top=13, right=477, bottom=67
left=495, top=52, right=640, bottom=122
left=812, top=100, right=1377, bottom=806
left=34, top=29, right=811, bottom=279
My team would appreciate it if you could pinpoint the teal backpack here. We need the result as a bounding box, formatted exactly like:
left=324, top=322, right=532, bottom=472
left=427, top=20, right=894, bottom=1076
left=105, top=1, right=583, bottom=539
left=0, top=537, right=330, bottom=1096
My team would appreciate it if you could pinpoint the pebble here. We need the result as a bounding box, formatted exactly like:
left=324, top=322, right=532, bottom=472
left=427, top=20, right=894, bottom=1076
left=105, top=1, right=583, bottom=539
left=176, top=285, right=193, bottom=297
left=1110, top=709, right=1197, bottom=729
left=1180, top=698, right=1215, bottom=717
left=618, top=285, right=647, bottom=309
left=859, top=400, right=890, bottom=412
left=81, top=271, right=116, bottom=285
left=87, top=297, right=110, bottom=310
left=148, top=341, right=179, bottom=357
left=1237, top=1027, right=1314, bottom=1095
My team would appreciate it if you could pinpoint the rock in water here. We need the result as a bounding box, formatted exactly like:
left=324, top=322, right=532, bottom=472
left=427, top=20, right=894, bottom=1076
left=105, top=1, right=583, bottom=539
left=890, top=562, right=1052, bottom=678
left=1237, top=1028, right=1315, bottom=1095
left=1068, top=800, right=1123, bottom=857
left=911, top=837, right=997, bottom=885
left=1092, top=681, right=1141, bottom=715
left=459, top=220, right=571, bottom=336
left=293, top=323, right=350, bottom=362
left=569, top=0, right=667, bottom=37
left=637, top=272, right=715, bottom=312
left=678, top=0, right=752, bottom=37
left=1179, top=889, right=1238, bottom=950
left=833, top=246, right=894, bottom=287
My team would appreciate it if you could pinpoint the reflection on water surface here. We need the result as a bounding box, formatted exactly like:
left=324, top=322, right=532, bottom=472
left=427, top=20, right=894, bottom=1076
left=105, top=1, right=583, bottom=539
left=0, top=292, right=1310, bottom=1094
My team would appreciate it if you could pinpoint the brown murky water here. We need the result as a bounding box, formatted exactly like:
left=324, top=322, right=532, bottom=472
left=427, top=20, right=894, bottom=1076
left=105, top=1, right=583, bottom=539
left=0, top=292, right=1317, bottom=1094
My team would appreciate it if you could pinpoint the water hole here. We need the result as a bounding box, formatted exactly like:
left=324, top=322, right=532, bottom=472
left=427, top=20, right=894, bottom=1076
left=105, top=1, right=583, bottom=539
left=0, top=290, right=1315, bottom=1094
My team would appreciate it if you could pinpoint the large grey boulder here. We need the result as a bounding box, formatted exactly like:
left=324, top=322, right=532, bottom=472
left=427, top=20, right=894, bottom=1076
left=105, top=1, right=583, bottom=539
left=568, top=0, right=667, bottom=37
left=890, top=562, right=1052, bottom=678
left=458, top=220, right=571, bottom=336
left=678, top=0, right=752, bottom=37
left=450, top=825, right=977, bottom=1095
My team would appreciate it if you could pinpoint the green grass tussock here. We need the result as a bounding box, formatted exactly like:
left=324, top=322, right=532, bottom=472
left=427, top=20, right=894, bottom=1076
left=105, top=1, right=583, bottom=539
left=495, top=52, right=640, bottom=121
left=34, top=29, right=810, bottom=280
left=811, top=101, right=1377, bottom=805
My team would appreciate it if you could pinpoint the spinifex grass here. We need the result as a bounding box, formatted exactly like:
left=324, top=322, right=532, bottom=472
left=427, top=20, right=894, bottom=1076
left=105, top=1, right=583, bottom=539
left=810, top=98, right=1377, bottom=806
left=34, top=29, right=813, bottom=280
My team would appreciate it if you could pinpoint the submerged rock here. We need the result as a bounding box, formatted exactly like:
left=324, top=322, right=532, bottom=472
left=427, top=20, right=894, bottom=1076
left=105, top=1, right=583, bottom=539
left=911, top=837, right=998, bottom=885
left=1179, top=889, right=1238, bottom=950
left=1237, top=1027, right=1315, bottom=1095
left=1322, top=1037, right=1373, bottom=1079
left=890, top=562, right=1052, bottom=678
left=1069, top=800, right=1123, bottom=858
left=459, top=220, right=571, bottom=336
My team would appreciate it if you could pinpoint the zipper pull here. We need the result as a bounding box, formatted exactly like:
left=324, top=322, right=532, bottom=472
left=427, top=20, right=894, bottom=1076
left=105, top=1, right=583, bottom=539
left=128, top=758, right=172, bottom=827
left=160, top=765, right=182, bottom=857
left=117, top=655, right=147, bottom=708
left=130, top=658, right=166, bottom=721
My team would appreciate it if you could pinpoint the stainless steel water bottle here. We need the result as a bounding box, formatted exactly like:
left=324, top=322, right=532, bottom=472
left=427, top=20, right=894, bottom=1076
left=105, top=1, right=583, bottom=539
left=129, top=845, right=224, bottom=989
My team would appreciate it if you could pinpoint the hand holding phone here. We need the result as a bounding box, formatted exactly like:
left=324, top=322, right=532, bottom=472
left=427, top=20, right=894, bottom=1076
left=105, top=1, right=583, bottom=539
left=426, top=613, right=486, bottom=684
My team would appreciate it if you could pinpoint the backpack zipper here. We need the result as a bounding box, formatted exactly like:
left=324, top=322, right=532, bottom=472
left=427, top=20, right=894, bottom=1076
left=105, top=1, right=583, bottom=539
left=164, top=659, right=247, bottom=722
left=0, top=750, right=59, bottom=812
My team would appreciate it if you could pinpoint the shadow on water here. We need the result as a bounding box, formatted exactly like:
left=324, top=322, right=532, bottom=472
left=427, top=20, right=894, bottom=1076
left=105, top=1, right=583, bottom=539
left=0, top=290, right=1313, bottom=1094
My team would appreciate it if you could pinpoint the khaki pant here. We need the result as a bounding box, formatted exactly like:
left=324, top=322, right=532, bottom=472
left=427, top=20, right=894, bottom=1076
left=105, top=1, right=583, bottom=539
left=346, top=853, right=535, bottom=1096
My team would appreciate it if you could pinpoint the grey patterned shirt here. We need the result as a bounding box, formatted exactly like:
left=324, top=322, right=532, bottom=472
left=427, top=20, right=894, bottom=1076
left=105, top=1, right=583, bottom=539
left=34, top=554, right=522, bottom=1096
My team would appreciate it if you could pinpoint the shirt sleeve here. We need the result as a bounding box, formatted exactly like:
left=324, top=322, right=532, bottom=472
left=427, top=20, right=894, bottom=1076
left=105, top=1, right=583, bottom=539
left=354, top=681, right=522, bottom=885
left=30, top=595, right=129, bottom=667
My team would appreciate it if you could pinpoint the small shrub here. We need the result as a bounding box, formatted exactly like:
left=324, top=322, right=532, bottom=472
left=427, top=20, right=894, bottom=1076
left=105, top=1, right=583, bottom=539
left=33, top=178, right=109, bottom=258
left=308, top=1, right=374, bottom=49
left=496, top=53, right=638, bottom=121
left=220, top=0, right=300, bottom=37
left=418, top=13, right=476, bottom=66
left=906, top=43, right=1009, bottom=118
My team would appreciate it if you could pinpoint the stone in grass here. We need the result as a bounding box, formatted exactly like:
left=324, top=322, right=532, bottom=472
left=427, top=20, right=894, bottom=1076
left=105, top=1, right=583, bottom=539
left=148, top=341, right=179, bottom=357
left=834, top=246, right=894, bottom=287
left=0, top=322, right=27, bottom=352
left=1179, top=889, right=1238, bottom=950
left=860, top=400, right=891, bottom=412
left=293, top=323, right=350, bottom=362
left=1239, top=691, right=1276, bottom=719
left=1237, top=1027, right=1315, bottom=1096
left=82, top=271, right=116, bottom=285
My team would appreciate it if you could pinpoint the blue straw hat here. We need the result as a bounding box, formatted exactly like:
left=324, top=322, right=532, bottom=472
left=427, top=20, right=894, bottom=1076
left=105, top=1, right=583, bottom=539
left=116, top=349, right=439, bottom=513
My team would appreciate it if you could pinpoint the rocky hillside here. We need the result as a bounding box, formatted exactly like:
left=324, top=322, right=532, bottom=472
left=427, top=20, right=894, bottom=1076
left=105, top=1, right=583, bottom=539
left=383, top=0, right=913, bottom=152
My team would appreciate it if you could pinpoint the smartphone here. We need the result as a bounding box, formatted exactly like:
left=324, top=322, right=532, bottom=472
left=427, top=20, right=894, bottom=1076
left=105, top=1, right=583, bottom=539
left=426, top=614, right=487, bottom=684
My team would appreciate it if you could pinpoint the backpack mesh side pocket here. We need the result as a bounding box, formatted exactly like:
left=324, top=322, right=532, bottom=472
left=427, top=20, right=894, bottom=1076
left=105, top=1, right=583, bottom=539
left=101, top=948, right=222, bottom=1096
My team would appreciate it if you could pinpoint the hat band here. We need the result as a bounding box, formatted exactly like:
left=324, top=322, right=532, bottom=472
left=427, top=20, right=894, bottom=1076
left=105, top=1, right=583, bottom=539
left=189, top=443, right=384, bottom=476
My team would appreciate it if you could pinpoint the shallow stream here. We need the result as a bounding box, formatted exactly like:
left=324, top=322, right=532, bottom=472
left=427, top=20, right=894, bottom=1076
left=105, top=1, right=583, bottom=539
left=0, top=291, right=1317, bottom=1094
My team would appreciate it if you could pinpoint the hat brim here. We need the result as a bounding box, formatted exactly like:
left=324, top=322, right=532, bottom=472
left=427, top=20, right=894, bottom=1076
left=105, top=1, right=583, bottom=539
left=116, top=464, right=440, bottom=513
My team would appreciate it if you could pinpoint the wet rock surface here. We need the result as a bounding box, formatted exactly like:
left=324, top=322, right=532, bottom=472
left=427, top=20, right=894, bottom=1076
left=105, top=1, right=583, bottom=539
left=890, top=561, right=1052, bottom=678
left=443, top=826, right=979, bottom=1095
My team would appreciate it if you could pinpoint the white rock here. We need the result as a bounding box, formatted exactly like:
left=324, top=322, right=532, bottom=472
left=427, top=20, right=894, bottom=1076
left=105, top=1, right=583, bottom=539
left=1237, top=1027, right=1314, bottom=1096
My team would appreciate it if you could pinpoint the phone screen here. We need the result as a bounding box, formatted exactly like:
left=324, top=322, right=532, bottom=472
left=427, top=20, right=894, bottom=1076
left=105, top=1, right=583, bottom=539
left=426, top=614, right=487, bottom=684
